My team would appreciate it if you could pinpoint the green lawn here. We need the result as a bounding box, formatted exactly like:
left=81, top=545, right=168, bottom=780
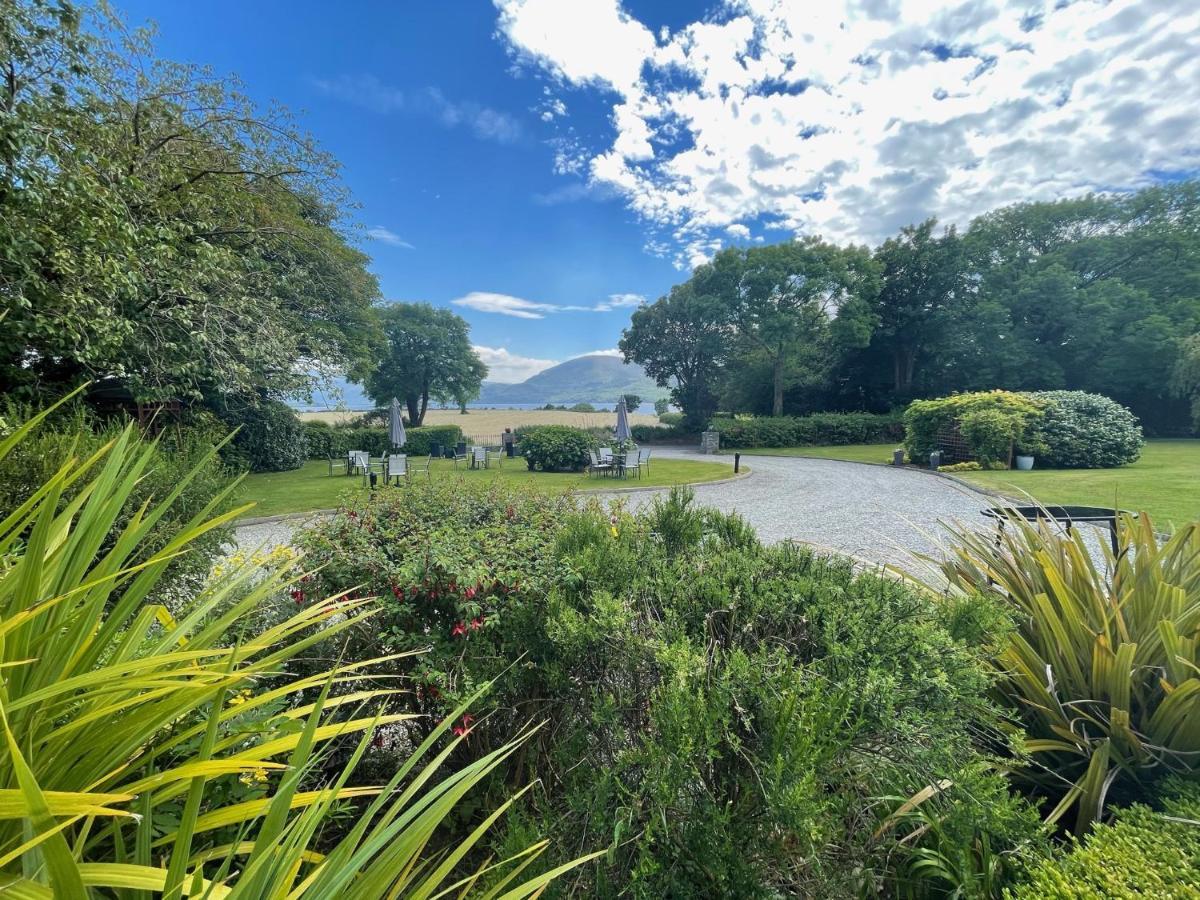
left=238, top=456, right=739, bottom=518
left=731, top=440, right=1199, bottom=526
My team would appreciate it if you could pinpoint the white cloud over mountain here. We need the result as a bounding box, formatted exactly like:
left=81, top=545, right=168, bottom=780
left=452, top=290, right=645, bottom=318
left=495, top=0, right=1200, bottom=267
left=474, top=345, right=627, bottom=381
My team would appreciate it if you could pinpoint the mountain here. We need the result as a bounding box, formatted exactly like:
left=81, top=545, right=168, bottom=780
left=477, top=355, right=667, bottom=405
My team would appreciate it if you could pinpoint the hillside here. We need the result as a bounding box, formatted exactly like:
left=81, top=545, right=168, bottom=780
left=477, top=354, right=667, bottom=405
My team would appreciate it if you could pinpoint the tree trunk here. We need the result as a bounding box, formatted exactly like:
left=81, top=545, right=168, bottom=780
left=418, top=390, right=429, bottom=426
left=893, top=346, right=917, bottom=393
left=772, top=354, right=784, bottom=417
left=405, top=394, right=421, bottom=426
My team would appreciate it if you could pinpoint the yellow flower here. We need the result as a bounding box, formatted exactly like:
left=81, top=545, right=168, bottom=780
left=239, top=766, right=269, bottom=787
left=227, top=689, right=253, bottom=708
left=610, top=526, right=619, bottom=538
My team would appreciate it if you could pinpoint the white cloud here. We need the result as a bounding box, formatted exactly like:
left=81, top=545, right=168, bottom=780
left=313, top=75, right=523, bottom=143
left=452, top=291, right=646, bottom=318
left=494, top=0, right=1200, bottom=266
left=367, top=226, right=414, bottom=249
left=579, top=347, right=623, bottom=358
left=452, top=292, right=558, bottom=319
left=473, top=345, right=559, bottom=382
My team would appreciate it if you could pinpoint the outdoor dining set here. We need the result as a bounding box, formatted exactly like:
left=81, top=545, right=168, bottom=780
left=588, top=447, right=651, bottom=479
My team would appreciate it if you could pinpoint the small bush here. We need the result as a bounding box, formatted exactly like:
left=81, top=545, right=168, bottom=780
left=1010, top=779, right=1200, bottom=899
left=657, top=411, right=684, bottom=427
left=226, top=398, right=307, bottom=472
left=569, top=402, right=596, bottom=412
left=519, top=424, right=593, bottom=471
left=1024, top=390, right=1143, bottom=468
left=711, top=411, right=904, bottom=448
left=939, top=461, right=982, bottom=472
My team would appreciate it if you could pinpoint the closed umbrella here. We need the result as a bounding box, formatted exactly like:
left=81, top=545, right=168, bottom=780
left=389, top=397, right=407, bottom=449
left=614, top=397, right=632, bottom=443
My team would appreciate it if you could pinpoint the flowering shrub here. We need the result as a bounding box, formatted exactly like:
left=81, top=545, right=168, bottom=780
left=297, top=483, right=1036, bottom=897
left=1023, top=390, right=1143, bottom=468
left=903, top=390, right=1044, bottom=463
left=294, top=480, right=575, bottom=727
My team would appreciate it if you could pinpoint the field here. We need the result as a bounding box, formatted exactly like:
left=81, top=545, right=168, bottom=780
left=298, top=407, right=663, bottom=438
left=733, top=440, right=1198, bottom=525
left=238, top=455, right=738, bottom=518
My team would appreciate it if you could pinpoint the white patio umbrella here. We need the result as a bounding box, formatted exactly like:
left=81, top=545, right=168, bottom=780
left=389, top=397, right=407, bottom=449
left=614, top=397, right=632, bottom=443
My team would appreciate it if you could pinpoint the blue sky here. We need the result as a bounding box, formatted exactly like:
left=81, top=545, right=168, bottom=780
left=116, top=0, right=1200, bottom=382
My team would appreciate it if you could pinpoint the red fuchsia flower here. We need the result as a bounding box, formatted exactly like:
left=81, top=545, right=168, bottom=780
left=452, top=714, right=475, bottom=737
left=451, top=621, right=467, bottom=638
left=290, top=589, right=305, bottom=604
left=464, top=586, right=476, bottom=599
left=470, top=617, right=483, bottom=631
left=390, top=584, right=404, bottom=599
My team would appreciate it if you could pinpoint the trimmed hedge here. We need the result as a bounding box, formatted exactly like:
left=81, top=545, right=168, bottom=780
left=1024, top=390, right=1143, bottom=468
left=1011, top=779, right=1200, bottom=898
left=710, top=412, right=904, bottom=448
left=303, top=422, right=463, bottom=459
left=519, top=425, right=593, bottom=472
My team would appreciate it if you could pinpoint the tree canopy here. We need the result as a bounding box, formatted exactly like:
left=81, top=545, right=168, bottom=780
left=0, top=0, right=381, bottom=404
left=625, top=181, right=1200, bottom=433
left=364, top=303, right=487, bottom=426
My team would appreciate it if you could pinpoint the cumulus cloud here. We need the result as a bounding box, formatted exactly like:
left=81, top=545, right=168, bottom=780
left=452, top=291, right=646, bottom=318
left=312, top=75, right=523, bottom=143
left=473, top=345, right=559, bottom=382
left=367, top=226, right=414, bottom=249
left=494, top=0, right=1200, bottom=266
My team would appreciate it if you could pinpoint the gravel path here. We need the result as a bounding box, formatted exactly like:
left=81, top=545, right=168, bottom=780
left=231, top=449, right=1013, bottom=572
left=598, top=448, right=998, bottom=571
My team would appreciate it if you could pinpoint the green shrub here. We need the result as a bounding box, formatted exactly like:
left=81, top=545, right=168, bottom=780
left=630, top=423, right=684, bottom=442
left=958, top=407, right=1028, bottom=465
left=226, top=398, right=307, bottom=471
left=939, top=460, right=982, bottom=472
left=299, top=483, right=1037, bottom=897
left=519, top=424, right=594, bottom=471
left=1024, top=390, right=1143, bottom=468
left=934, top=512, right=1200, bottom=833
left=710, top=411, right=904, bottom=448
left=903, top=391, right=1043, bottom=463
left=0, top=400, right=237, bottom=602
left=657, top=411, right=684, bottom=427
left=569, top=402, right=596, bottom=412
left=1010, top=779, right=1200, bottom=899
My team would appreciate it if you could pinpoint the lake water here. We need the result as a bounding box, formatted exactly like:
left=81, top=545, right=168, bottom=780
left=291, top=380, right=662, bottom=415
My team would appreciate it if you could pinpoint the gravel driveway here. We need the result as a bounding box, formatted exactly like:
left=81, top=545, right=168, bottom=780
left=601, top=447, right=997, bottom=572
left=232, top=448, right=1007, bottom=573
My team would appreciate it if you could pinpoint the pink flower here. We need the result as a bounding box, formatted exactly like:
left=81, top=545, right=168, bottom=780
left=451, top=621, right=467, bottom=638
left=290, top=589, right=305, bottom=604
left=470, top=617, right=483, bottom=631
left=452, top=714, right=475, bottom=737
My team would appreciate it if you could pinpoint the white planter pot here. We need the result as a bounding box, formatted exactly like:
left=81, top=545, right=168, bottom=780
left=1015, top=455, right=1034, bottom=471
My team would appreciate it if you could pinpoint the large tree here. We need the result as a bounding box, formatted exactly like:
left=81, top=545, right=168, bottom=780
left=365, top=303, right=486, bottom=426
left=730, top=239, right=879, bottom=416
left=868, top=220, right=965, bottom=396
left=620, top=271, right=735, bottom=429
left=0, top=0, right=381, bottom=403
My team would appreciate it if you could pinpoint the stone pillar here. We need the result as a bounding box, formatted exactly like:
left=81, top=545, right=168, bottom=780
left=700, top=430, right=720, bottom=454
